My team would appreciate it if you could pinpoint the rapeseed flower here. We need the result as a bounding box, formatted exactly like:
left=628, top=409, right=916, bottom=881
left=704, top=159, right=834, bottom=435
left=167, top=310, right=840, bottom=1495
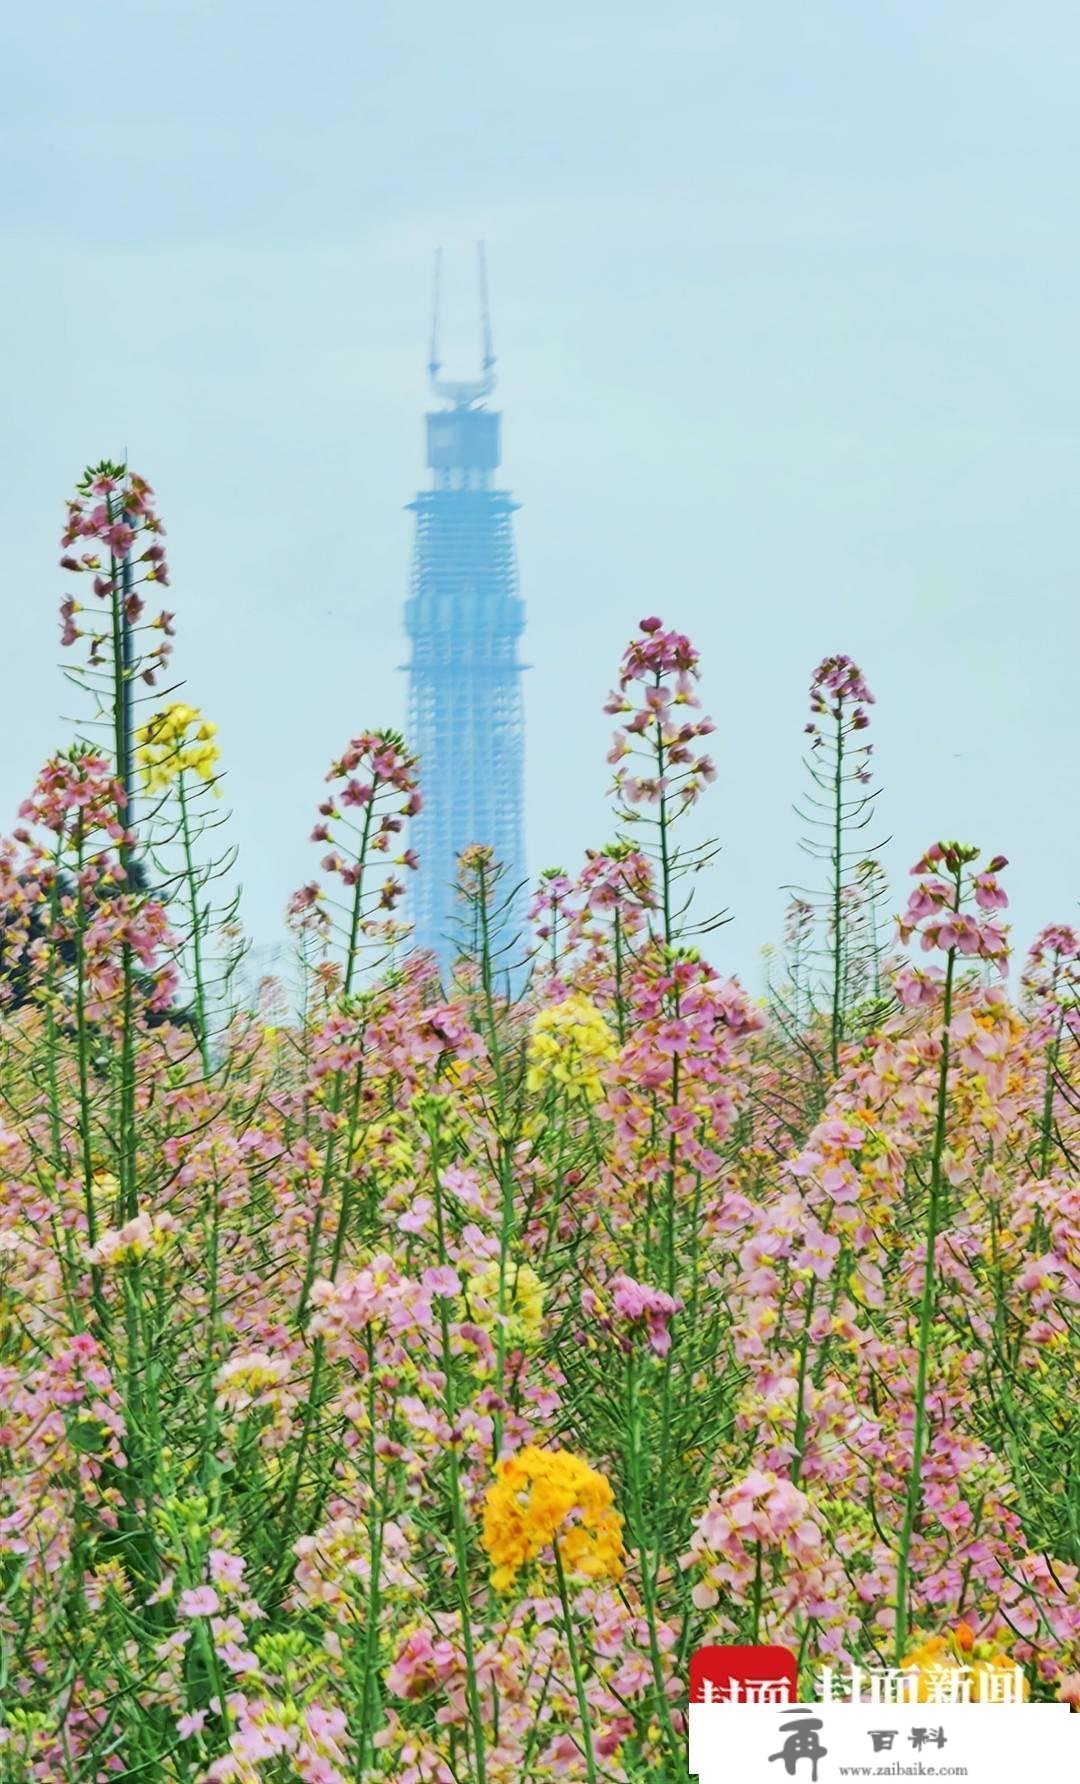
left=465, top=1258, right=545, bottom=1348
left=214, top=1351, right=295, bottom=1417
left=526, top=994, right=617, bottom=1104
left=903, top=1628, right=1029, bottom=1702
left=482, top=1445, right=624, bottom=1592
left=135, top=702, right=220, bottom=793
left=86, top=1210, right=177, bottom=1268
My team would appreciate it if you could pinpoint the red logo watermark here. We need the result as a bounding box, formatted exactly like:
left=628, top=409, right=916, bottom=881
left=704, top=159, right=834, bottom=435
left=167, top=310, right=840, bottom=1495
left=690, top=1644, right=798, bottom=1704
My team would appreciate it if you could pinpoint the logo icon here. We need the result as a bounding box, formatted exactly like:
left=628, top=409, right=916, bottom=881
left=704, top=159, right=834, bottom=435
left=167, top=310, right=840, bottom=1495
left=691, top=1645, right=798, bottom=1706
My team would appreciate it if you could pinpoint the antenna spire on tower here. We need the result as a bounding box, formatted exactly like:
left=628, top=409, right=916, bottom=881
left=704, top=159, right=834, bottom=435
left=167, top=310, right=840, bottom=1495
left=428, top=247, right=442, bottom=381
left=427, top=245, right=497, bottom=407
left=478, top=240, right=495, bottom=374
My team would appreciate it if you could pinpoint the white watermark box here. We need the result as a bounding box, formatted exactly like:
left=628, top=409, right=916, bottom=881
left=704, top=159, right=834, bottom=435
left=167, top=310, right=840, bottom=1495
left=689, top=1701, right=1078, bottom=1782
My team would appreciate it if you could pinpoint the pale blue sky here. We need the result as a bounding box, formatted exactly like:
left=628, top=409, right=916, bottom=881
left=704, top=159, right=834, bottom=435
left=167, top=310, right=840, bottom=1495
left=3, top=1, right=1079, bottom=983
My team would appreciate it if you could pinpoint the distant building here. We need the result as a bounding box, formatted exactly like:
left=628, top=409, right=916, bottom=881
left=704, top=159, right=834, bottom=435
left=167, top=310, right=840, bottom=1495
left=235, top=942, right=287, bottom=1020
left=403, top=249, right=527, bottom=973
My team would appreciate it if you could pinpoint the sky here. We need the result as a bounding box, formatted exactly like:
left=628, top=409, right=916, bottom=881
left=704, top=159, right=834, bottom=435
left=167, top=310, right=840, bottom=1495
left=3, top=0, right=1079, bottom=988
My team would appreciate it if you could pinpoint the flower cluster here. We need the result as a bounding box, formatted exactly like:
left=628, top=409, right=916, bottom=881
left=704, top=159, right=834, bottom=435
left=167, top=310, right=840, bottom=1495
left=136, top=702, right=221, bottom=793
left=582, top=1272, right=682, bottom=1357
left=525, top=992, right=618, bottom=1103
left=465, top=1258, right=545, bottom=1348
left=17, top=748, right=128, bottom=844
left=604, top=615, right=717, bottom=808
left=86, top=1210, right=178, bottom=1268
left=902, top=1627, right=1030, bottom=1703
left=898, top=843, right=1009, bottom=967
left=59, top=464, right=175, bottom=685
left=313, top=730, right=420, bottom=918
left=482, top=1447, right=625, bottom=1592
left=808, top=653, right=874, bottom=730
left=682, top=1470, right=826, bottom=1614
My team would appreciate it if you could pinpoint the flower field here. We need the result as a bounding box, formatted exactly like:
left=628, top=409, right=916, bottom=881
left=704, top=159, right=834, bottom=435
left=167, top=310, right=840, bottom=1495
left=2, top=463, right=1080, bottom=1781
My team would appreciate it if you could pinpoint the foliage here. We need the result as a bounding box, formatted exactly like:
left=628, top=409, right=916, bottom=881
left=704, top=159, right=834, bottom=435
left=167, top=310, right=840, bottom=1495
left=0, top=469, right=1079, bottom=1782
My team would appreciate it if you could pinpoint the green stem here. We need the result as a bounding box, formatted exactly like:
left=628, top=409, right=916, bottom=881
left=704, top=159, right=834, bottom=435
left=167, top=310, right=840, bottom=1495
left=72, top=829, right=108, bottom=1330
left=1038, top=999, right=1064, bottom=1179
left=473, top=859, right=517, bottom=1458
left=612, top=909, right=626, bottom=1044
left=894, top=885, right=959, bottom=1662
left=200, top=1181, right=223, bottom=1497
left=751, top=1538, right=763, bottom=1642
left=296, top=791, right=377, bottom=1323
left=553, top=1542, right=599, bottom=1784
left=178, top=777, right=211, bottom=1074
left=654, top=694, right=673, bottom=948
left=106, top=512, right=139, bottom=1227
left=429, top=1117, right=489, bottom=1784
left=356, top=1333, right=387, bottom=1774
left=830, top=714, right=845, bottom=1078
left=789, top=1274, right=817, bottom=1488
left=625, top=1356, right=682, bottom=1768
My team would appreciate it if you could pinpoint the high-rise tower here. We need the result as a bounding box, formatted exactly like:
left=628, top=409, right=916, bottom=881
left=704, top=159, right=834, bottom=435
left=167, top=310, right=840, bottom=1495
left=404, top=249, right=526, bottom=971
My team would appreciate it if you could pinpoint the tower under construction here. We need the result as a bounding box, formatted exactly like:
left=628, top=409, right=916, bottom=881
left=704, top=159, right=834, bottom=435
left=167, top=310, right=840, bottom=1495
left=404, top=249, right=527, bottom=971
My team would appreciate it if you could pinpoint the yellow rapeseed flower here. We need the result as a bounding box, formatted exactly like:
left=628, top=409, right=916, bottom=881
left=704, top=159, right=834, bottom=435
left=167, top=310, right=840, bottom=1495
left=213, top=1350, right=293, bottom=1415
left=903, top=1628, right=1029, bottom=1702
left=466, top=1258, right=545, bottom=1347
left=481, top=1445, right=624, bottom=1592
left=91, top=1166, right=120, bottom=1203
left=525, top=994, right=617, bottom=1104
left=136, top=703, right=221, bottom=795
